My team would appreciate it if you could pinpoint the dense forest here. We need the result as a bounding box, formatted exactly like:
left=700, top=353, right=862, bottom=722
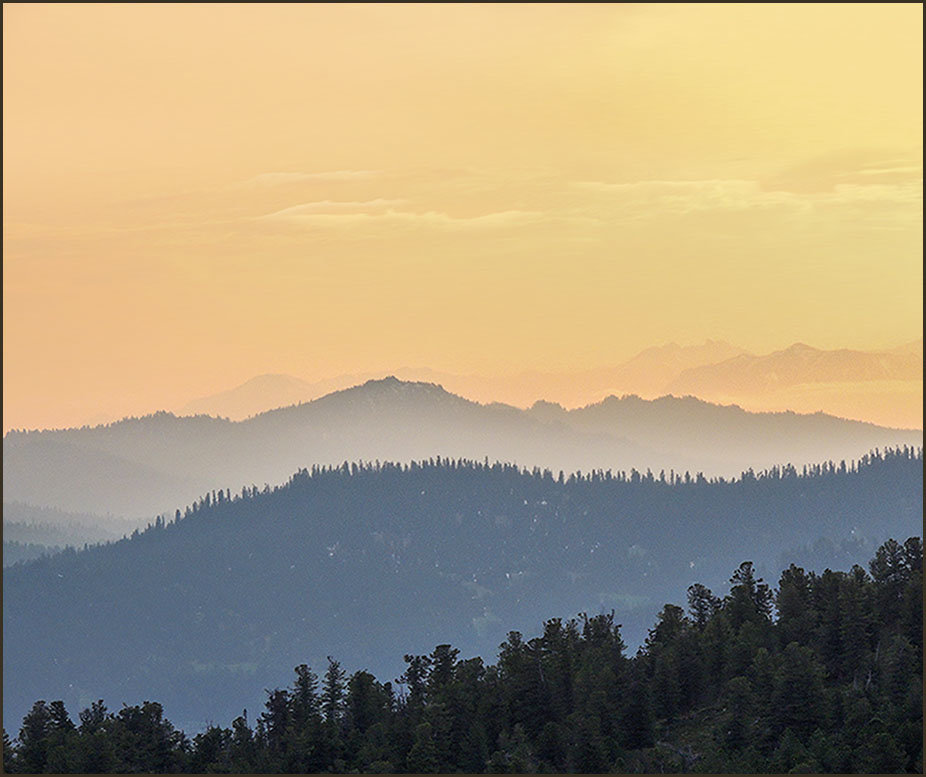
left=4, top=447, right=921, bottom=735
left=4, top=537, right=921, bottom=773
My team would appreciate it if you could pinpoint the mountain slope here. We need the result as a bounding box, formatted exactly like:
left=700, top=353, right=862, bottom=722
left=179, top=373, right=319, bottom=420
left=177, top=371, right=412, bottom=420
left=3, top=450, right=921, bottom=734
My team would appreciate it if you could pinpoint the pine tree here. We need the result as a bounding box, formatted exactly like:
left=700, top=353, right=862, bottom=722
left=290, top=664, right=320, bottom=728
left=726, top=561, right=773, bottom=631
left=687, top=582, right=720, bottom=628
left=775, top=564, right=816, bottom=647
left=16, top=701, right=51, bottom=774
left=321, top=657, right=347, bottom=724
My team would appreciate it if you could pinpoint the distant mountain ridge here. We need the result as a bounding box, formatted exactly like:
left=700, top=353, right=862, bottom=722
left=584, top=339, right=748, bottom=397
left=665, top=341, right=923, bottom=430
left=3, top=377, right=921, bottom=520
left=173, top=339, right=922, bottom=428
left=174, top=342, right=748, bottom=421
left=667, top=342, right=922, bottom=394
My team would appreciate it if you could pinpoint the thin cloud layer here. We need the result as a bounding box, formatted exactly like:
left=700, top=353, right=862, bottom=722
left=571, top=176, right=921, bottom=224
left=246, top=171, right=382, bottom=186
left=258, top=204, right=548, bottom=232
left=259, top=199, right=406, bottom=218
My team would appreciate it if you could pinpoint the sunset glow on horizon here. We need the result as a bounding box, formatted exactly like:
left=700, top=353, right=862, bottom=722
left=3, top=3, right=922, bottom=432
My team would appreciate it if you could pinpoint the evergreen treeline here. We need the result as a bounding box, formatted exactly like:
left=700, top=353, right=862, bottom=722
left=3, top=448, right=921, bottom=737
left=4, top=537, right=921, bottom=774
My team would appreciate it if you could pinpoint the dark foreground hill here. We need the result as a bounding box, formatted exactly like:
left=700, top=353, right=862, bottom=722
left=3, top=448, right=921, bottom=734
left=3, top=377, right=921, bottom=520
left=4, top=538, right=921, bottom=773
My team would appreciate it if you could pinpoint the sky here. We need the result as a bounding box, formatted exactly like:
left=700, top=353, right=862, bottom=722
left=3, top=3, right=923, bottom=431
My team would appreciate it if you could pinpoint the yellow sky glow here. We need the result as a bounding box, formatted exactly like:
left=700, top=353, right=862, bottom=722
left=3, top=3, right=923, bottom=431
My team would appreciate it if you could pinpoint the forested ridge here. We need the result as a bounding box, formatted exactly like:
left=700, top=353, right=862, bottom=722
left=3, top=536, right=921, bottom=773
left=3, top=447, right=921, bottom=737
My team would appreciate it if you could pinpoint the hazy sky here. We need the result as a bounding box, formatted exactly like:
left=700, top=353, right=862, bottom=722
left=3, top=3, right=923, bottom=431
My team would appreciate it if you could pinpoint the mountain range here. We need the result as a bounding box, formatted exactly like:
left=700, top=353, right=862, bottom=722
left=668, top=341, right=923, bottom=394
left=174, top=340, right=923, bottom=429
left=4, top=377, right=921, bottom=523
left=663, top=342, right=922, bottom=428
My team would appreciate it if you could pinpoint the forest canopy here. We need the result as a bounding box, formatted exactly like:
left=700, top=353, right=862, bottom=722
left=4, top=537, right=922, bottom=773
left=3, top=448, right=921, bottom=737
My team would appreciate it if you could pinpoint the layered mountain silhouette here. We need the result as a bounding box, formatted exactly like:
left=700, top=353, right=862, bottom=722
left=666, top=342, right=923, bottom=429
left=175, top=340, right=923, bottom=429
left=667, top=342, right=922, bottom=395
left=4, top=378, right=921, bottom=521
left=3, top=450, right=921, bottom=734
left=174, top=342, right=748, bottom=420
left=569, top=339, right=748, bottom=398
left=178, top=372, right=394, bottom=421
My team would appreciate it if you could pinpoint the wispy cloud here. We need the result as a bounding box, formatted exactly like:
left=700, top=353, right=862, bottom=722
left=761, top=151, right=923, bottom=193
left=572, top=178, right=808, bottom=215
left=854, top=165, right=922, bottom=177
left=245, top=170, right=382, bottom=186
left=570, top=176, right=922, bottom=225
left=257, top=202, right=548, bottom=231
left=260, top=199, right=405, bottom=219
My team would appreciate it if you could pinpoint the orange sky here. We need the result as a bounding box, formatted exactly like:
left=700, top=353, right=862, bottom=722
left=3, top=3, right=923, bottom=431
